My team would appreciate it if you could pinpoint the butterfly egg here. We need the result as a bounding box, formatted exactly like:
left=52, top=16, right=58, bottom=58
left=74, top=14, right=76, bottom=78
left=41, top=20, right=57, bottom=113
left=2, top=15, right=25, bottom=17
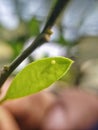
left=51, top=60, right=56, bottom=65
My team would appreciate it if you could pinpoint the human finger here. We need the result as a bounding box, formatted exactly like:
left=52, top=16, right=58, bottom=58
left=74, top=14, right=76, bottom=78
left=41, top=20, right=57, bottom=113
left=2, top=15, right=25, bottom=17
left=0, top=106, right=20, bottom=130
left=41, top=88, right=98, bottom=130
left=2, top=91, right=56, bottom=130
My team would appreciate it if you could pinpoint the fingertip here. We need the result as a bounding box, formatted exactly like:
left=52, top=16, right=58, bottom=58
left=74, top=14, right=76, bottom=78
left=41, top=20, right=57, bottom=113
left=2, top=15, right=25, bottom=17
left=41, top=103, right=67, bottom=130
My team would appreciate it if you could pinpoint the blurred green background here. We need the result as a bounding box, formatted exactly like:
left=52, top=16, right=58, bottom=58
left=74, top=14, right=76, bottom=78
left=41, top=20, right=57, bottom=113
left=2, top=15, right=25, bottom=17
left=0, top=0, right=98, bottom=93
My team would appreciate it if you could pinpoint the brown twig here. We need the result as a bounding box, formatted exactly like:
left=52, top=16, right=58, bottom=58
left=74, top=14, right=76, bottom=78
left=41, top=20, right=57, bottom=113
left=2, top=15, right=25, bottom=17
left=0, top=0, right=69, bottom=87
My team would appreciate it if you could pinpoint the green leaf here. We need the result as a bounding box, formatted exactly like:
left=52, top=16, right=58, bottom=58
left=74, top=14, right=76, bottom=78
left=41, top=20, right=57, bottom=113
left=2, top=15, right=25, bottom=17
left=2, top=57, right=73, bottom=101
left=28, top=17, right=40, bottom=36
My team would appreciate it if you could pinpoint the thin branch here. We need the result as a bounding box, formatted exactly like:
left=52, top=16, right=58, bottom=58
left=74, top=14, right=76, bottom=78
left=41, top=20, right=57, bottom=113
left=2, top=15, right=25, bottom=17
left=0, top=32, right=50, bottom=87
left=43, top=0, right=69, bottom=32
left=0, top=0, right=69, bottom=87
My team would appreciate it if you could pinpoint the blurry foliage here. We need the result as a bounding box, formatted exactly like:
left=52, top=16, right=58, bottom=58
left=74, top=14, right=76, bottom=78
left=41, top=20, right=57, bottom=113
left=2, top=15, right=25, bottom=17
left=27, top=17, right=41, bottom=36
left=8, top=40, right=23, bottom=59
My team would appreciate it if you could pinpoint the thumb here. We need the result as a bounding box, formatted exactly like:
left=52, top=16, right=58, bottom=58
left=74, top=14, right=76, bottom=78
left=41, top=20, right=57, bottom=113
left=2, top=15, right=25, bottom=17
left=0, top=107, right=20, bottom=130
